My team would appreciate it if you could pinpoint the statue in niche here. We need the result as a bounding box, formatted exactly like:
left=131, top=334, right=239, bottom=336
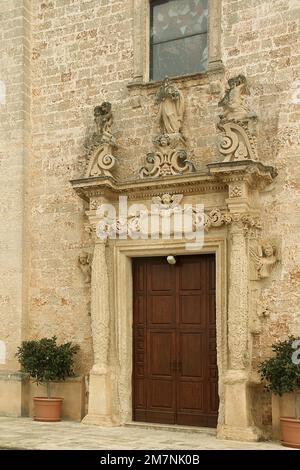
left=218, top=74, right=256, bottom=122
left=250, top=241, right=278, bottom=279
left=94, top=102, right=113, bottom=141
left=78, top=252, right=92, bottom=284
left=155, top=77, right=184, bottom=135
left=139, top=78, right=195, bottom=178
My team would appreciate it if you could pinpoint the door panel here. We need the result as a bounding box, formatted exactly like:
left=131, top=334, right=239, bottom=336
left=148, top=331, right=174, bottom=377
left=149, top=296, right=175, bottom=325
left=133, top=255, right=218, bottom=427
left=179, top=295, right=206, bottom=326
left=179, top=332, right=204, bottom=378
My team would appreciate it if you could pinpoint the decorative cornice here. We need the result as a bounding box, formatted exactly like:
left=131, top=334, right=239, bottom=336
left=71, top=161, right=277, bottom=204
left=208, top=160, right=277, bottom=190
left=70, top=171, right=227, bottom=202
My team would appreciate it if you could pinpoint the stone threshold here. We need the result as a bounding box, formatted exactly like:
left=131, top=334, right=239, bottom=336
left=125, top=421, right=217, bottom=436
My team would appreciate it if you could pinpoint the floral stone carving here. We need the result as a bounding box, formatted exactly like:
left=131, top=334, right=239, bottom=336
left=139, top=134, right=194, bottom=178
left=217, top=75, right=258, bottom=162
left=95, top=201, right=235, bottom=241
left=85, top=102, right=118, bottom=178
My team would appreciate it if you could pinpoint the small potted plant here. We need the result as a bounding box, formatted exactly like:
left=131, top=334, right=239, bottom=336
left=258, top=336, right=300, bottom=448
left=16, top=336, right=79, bottom=422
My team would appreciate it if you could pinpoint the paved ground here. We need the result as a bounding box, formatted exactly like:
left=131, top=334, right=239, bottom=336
left=0, top=417, right=287, bottom=450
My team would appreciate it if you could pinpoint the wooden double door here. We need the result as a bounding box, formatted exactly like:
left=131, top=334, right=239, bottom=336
left=132, top=255, right=218, bottom=428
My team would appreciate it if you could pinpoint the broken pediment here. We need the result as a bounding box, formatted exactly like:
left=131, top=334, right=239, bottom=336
left=84, top=102, right=118, bottom=178
left=217, top=75, right=258, bottom=163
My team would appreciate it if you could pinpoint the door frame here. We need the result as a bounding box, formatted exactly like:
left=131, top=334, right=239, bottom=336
left=113, top=237, right=227, bottom=430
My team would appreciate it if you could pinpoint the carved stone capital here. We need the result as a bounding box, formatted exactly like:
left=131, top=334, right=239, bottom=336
left=84, top=222, right=97, bottom=242
left=226, top=212, right=262, bottom=239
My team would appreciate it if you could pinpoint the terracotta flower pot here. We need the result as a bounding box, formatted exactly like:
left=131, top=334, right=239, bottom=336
left=280, top=417, right=300, bottom=448
left=33, top=397, right=63, bottom=422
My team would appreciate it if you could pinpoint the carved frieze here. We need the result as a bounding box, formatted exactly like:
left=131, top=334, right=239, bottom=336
left=193, top=208, right=232, bottom=232
left=94, top=205, right=233, bottom=240
left=86, top=193, right=264, bottom=242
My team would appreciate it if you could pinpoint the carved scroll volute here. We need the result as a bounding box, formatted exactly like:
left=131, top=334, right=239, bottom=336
left=139, top=134, right=194, bottom=179
left=217, top=75, right=258, bottom=163
left=217, top=120, right=258, bottom=162
left=84, top=102, right=118, bottom=178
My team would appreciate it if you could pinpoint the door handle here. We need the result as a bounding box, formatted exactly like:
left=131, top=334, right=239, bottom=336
left=178, top=361, right=182, bottom=373
left=171, top=360, right=177, bottom=372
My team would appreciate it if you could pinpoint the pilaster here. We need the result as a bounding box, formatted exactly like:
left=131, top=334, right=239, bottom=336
left=82, top=238, right=118, bottom=426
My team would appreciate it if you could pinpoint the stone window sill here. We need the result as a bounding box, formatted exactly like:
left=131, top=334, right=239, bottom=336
left=127, top=62, right=224, bottom=91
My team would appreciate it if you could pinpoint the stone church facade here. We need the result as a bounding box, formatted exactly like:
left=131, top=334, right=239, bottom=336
left=0, top=0, right=299, bottom=441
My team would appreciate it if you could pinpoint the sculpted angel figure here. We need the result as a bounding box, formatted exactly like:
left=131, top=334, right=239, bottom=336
left=250, top=241, right=278, bottom=279
left=152, top=193, right=183, bottom=212
left=94, top=102, right=113, bottom=140
left=78, top=252, right=92, bottom=284
left=155, top=78, right=184, bottom=135
left=219, top=74, right=256, bottom=121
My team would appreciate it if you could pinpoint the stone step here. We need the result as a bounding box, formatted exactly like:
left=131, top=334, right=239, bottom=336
left=124, top=421, right=217, bottom=436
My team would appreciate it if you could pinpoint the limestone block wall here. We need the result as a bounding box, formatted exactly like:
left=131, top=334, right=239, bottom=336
left=0, top=0, right=31, bottom=371
left=222, top=0, right=300, bottom=363
left=28, top=0, right=300, bottom=373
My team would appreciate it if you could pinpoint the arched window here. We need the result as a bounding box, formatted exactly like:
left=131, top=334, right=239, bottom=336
left=150, top=0, right=208, bottom=81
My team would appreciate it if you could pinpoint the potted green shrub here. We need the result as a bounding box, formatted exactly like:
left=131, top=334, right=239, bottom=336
left=16, top=336, right=79, bottom=422
left=258, top=336, right=300, bottom=448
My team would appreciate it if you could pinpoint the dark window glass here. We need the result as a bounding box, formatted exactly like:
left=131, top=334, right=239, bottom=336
left=150, top=0, right=208, bottom=81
